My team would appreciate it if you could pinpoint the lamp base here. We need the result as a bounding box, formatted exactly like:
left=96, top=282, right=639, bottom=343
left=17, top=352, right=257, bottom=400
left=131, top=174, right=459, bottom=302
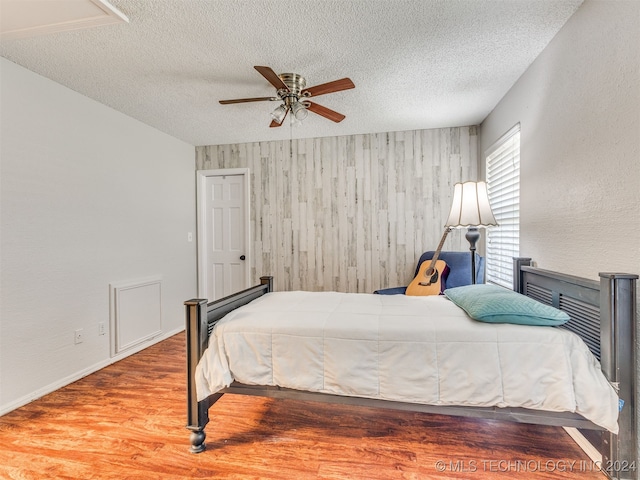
left=465, top=227, right=481, bottom=284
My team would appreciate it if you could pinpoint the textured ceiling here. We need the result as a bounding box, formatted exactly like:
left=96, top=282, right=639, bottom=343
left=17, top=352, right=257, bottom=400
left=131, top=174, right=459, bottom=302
left=0, top=0, right=583, bottom=146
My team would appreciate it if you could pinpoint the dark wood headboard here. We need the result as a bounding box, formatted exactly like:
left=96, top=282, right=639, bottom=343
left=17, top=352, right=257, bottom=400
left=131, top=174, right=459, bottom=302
left=514, top=257, right=637, bottom=479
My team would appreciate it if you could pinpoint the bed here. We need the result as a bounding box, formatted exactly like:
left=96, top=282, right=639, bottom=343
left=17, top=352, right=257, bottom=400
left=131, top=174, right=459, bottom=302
left=184, top=258, right=637, bottom=480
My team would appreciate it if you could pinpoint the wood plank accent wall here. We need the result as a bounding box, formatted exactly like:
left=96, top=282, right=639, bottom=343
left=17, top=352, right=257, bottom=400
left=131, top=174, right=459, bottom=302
left=196, top=127, right=478, bottom=293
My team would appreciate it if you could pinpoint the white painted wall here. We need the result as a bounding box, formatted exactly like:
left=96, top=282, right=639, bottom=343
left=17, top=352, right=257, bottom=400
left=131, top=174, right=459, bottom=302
left=479, top=0, right=639, bottom=461
left=480, top=0, right=640, bottom=279
left=0, top=58, right=197, bottom=414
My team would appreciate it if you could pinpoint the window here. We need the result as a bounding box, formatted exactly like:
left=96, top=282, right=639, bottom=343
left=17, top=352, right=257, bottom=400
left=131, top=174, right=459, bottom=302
left=485, top=125, right=520, bottom=288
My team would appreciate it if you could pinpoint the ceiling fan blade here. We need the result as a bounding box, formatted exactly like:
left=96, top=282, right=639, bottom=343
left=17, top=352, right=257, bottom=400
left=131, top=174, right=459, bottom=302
left=255, top=66, right=289, bottom=91
left=302, top=78, right=355, bottom=98
left=269, top=108, right=289, bottom=128
left=219, top=97, right=277, bottom=105
left=306, top=102, right=346, bottom=123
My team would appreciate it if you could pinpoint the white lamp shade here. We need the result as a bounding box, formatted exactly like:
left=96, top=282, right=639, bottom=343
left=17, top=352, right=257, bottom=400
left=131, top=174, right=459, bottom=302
left=445, top=181, right=498, bottom=227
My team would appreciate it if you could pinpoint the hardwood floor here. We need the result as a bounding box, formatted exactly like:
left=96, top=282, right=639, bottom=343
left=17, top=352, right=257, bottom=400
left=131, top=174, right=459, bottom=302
left=0, top=333, right=606, bottom=479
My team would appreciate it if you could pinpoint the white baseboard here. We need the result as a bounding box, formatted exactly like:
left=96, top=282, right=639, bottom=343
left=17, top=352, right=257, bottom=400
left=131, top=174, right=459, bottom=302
left=0, top=326, right=185, bottom=417
left=563, top=427, right=602, bottom=463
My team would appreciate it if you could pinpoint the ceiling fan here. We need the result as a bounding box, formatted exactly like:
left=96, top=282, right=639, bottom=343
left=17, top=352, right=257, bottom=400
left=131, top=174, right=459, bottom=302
left=219, top=66, right=355, bottom=128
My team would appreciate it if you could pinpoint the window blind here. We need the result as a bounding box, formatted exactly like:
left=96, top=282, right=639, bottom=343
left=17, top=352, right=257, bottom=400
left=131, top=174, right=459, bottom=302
left=485, top=126, right=520, bottom=288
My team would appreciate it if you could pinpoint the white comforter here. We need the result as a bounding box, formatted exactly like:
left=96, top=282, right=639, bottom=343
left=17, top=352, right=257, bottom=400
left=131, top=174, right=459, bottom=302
left=195, top=291, right=619, bottom=433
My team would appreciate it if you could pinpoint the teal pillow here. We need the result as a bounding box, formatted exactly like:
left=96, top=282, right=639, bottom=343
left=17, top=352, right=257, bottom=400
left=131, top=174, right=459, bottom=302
left=444, top=284, right=570, bottom=326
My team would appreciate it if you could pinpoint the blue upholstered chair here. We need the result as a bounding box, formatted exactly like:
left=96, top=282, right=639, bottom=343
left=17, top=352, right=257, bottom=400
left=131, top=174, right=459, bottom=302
left=374, top=251, right=485, bottom=295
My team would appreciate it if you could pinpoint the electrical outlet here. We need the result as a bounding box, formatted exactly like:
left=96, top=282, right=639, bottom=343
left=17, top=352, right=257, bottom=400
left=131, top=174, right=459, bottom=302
left=74, top=329, right=84, bottom=344
left=98, top=322, right=106, bottom=336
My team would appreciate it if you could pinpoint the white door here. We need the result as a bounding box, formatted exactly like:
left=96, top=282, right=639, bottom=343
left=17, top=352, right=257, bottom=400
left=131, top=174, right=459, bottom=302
left=197, top=169, right=250, bottom=301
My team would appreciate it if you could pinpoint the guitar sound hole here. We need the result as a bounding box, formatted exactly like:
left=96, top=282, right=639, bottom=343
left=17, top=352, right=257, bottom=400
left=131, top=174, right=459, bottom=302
left=418, top=270, right=439, bottom=286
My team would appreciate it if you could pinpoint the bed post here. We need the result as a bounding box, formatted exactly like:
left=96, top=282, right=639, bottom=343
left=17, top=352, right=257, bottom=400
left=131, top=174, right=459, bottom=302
left=185, top=298, right=212, bottom=453
left=184, top=278, right=272, bottom=453
left=513, top=257, right=532, bottom=293
left=599, top=273, right=638, bottom=480
left=261, top=275, right=273, bottom=292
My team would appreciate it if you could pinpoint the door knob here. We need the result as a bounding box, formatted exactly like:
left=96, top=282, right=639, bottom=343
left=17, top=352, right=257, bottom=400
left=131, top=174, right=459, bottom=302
left=240, top=255, right=246, bottom=261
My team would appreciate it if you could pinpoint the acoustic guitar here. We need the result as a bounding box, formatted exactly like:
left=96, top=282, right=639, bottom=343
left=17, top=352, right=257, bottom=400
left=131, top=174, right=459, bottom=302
left=405, top=227, right=452, bottom=296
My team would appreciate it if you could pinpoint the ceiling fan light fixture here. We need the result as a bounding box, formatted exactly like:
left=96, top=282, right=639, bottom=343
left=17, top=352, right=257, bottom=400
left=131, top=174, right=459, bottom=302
left=291, top=101, right=308, bottom=121
left=220, top=66, right=354, bottom=128
left=270, top=104, right=287, bottom=124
